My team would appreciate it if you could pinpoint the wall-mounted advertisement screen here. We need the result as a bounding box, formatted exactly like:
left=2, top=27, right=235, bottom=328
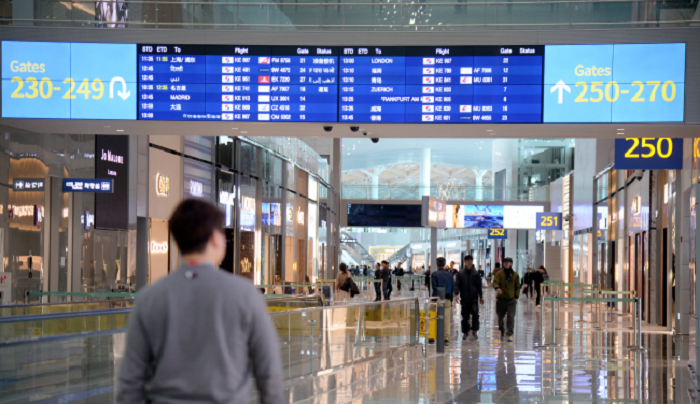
left=347, top=204, right=421, bottom=227
left=446, top=204, right=504, bottom=229
left=503, top=205, right=545, bottom=229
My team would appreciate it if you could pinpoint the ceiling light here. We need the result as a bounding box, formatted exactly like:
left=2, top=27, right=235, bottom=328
left=241, top=131, right=248, bottom=134
left=232, top=127, right=238, bottom=130
left=116, top=129, right=124, bottom=132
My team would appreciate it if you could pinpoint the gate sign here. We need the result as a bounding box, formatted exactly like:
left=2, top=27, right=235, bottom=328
left=487, top=228, right=508, bottom=239
left=614, top=137, right=683, bottom=170
left=536, top=212, right=563, bottom=230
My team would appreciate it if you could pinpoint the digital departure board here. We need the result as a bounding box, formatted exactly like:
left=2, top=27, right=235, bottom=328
left=339, top=46, right=543, bottom=123
left=0, top=41, right=686, bottom=124
left=138, top=45, right=338, bottom=122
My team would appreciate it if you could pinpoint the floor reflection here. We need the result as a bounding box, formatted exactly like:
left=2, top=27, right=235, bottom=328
left=357, top=289, right=692, bottom=404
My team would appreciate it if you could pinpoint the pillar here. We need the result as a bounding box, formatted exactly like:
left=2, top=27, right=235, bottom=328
left=372, top=173, right=379, bottom=200
left=420, top=148, right=431, bottom=197
left=472, top=169, right=487, bottom=200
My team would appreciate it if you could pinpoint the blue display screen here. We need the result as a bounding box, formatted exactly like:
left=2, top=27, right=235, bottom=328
left=544, top=43, right=685, bottom=123
left=339, top=46, right=543, bottom=123
left=138, top=45, right=338, bottom=122
left=2, top=41, right=136, bottom=120
left=0, top=41, right=687, bottom=124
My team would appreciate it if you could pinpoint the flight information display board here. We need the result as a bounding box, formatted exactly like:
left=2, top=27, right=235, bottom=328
left=0, top=41, right=686, bottom=123
left=339, top=46, right=543, bottom=123
left=138, top=45, right=338, bottom=122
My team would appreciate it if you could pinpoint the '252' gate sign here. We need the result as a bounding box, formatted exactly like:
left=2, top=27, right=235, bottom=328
left=614, top=138, right=683, bottom=170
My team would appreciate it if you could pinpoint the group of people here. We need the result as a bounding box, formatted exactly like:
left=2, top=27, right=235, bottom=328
left=426, top=255, right=522, bottom=346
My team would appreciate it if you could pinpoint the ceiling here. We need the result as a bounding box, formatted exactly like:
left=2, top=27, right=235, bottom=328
left=2, top=119, right=699, bottom=139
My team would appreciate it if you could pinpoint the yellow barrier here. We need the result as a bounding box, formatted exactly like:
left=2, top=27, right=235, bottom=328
left=419, top=309, right=438, bottom=339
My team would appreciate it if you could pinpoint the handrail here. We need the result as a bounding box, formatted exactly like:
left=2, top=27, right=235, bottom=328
left=2, top=298, right=135, bottom=309
left=264, top=294, right=325, bottom=306
left=0, top=308, right=132, bottom=323
left=267, top=297, right=420, bottom=316
left=5, top=295, right=325, bottom=323
left=27, top=291, right=136, bottom=300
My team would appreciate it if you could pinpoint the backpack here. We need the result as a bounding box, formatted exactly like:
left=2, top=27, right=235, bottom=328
left=341, top=277, right=360, bottom=297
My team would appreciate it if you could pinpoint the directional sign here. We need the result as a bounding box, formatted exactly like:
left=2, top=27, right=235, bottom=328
left=487, top=228, right=508, bottom=239
left=12, top=178, right=44, bottom=192
left=536, top=212, right=563, bottom=230
left=544, top=43, right=685, bottom=123
left=63, top=178, right=114, bottom=193
left=614, top=137, right=683, bottom=170
left=2, top=41, right=136, bottom=120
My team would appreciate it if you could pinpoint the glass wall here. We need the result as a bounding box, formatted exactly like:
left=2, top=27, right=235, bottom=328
left=341, top=138, right=568, bottom=201
left=0, top=134, right=337, bottom=302
left=9, top=1, right=698, bottom=30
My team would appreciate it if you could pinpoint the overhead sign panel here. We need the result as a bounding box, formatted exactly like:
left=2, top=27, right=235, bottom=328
left=614, top=137, right=683, bottom=170
left=1, top=41, right=136, bottom=120
left=544, top=43, right=685, bottom=123
left=0, top=41, right=686, bottom=124
left=536, top=212, right=563, bottom=230
left=487, top=228, right=508, bottom=239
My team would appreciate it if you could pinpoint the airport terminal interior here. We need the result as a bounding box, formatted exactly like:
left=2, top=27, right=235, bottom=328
left=3, top=3, right=700, bottom=404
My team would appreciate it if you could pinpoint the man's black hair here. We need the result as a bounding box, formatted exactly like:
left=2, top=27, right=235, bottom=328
left=381, top=260, right=389, bottom=265
left=436, top=257, right=446, bottom=267
left=464, top=255, right=474, bottom=261
left=169, top=199, right=225, bottom=255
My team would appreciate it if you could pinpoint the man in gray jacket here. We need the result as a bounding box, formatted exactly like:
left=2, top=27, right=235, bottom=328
left=117, top=199, right=283, bottom=404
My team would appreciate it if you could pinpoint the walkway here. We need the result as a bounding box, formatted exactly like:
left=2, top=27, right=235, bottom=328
left=342, top=289, right=693, bottom=404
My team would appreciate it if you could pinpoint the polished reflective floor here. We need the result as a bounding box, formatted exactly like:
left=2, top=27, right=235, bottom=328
left=348, top=289, right=694, bottom=404
left=0, top=289, right=695, bottom=404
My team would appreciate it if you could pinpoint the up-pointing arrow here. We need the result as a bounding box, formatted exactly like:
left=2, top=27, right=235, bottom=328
left=109, top=77, right=131, bottom=100
left=550, top=80, right=570, bottom=104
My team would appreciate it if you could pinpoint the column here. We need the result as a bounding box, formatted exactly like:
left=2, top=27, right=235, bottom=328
left=420, top=148, right=431, bottom=197
left=332, top=138, right=342, bottom=275
left=472, top=169, right=487, bottom=200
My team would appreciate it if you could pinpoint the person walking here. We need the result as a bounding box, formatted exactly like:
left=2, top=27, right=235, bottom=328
left=492, top=257, right=521, bottom=342
left=431, top=257, right=454, bottom=346
left=381, top=260, right=393, bottom=300
left=373, top=262, right=382, bottom=302
left=454, top=255, right=484, bottom=341
left=523, top=268, right=533, bottom=299
left=336, top=263, right=352, bottom=301
left=394, top=263, right=405, bottom=292
left=117, top=199, right=282, bottom=404
left=532, top=266, right=545, bottom=306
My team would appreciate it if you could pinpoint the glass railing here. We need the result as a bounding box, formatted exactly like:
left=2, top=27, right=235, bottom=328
left=4, top=0, right=699, bottom=30
left=342, top=184, right=549, bottom=201
left=0, top=299, right=135, bottom=317
left=0, top=308, right=131, bottom=343
left=0, top=298, right=421, bottom=403
left=0, top=295, right=328, bottom=342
